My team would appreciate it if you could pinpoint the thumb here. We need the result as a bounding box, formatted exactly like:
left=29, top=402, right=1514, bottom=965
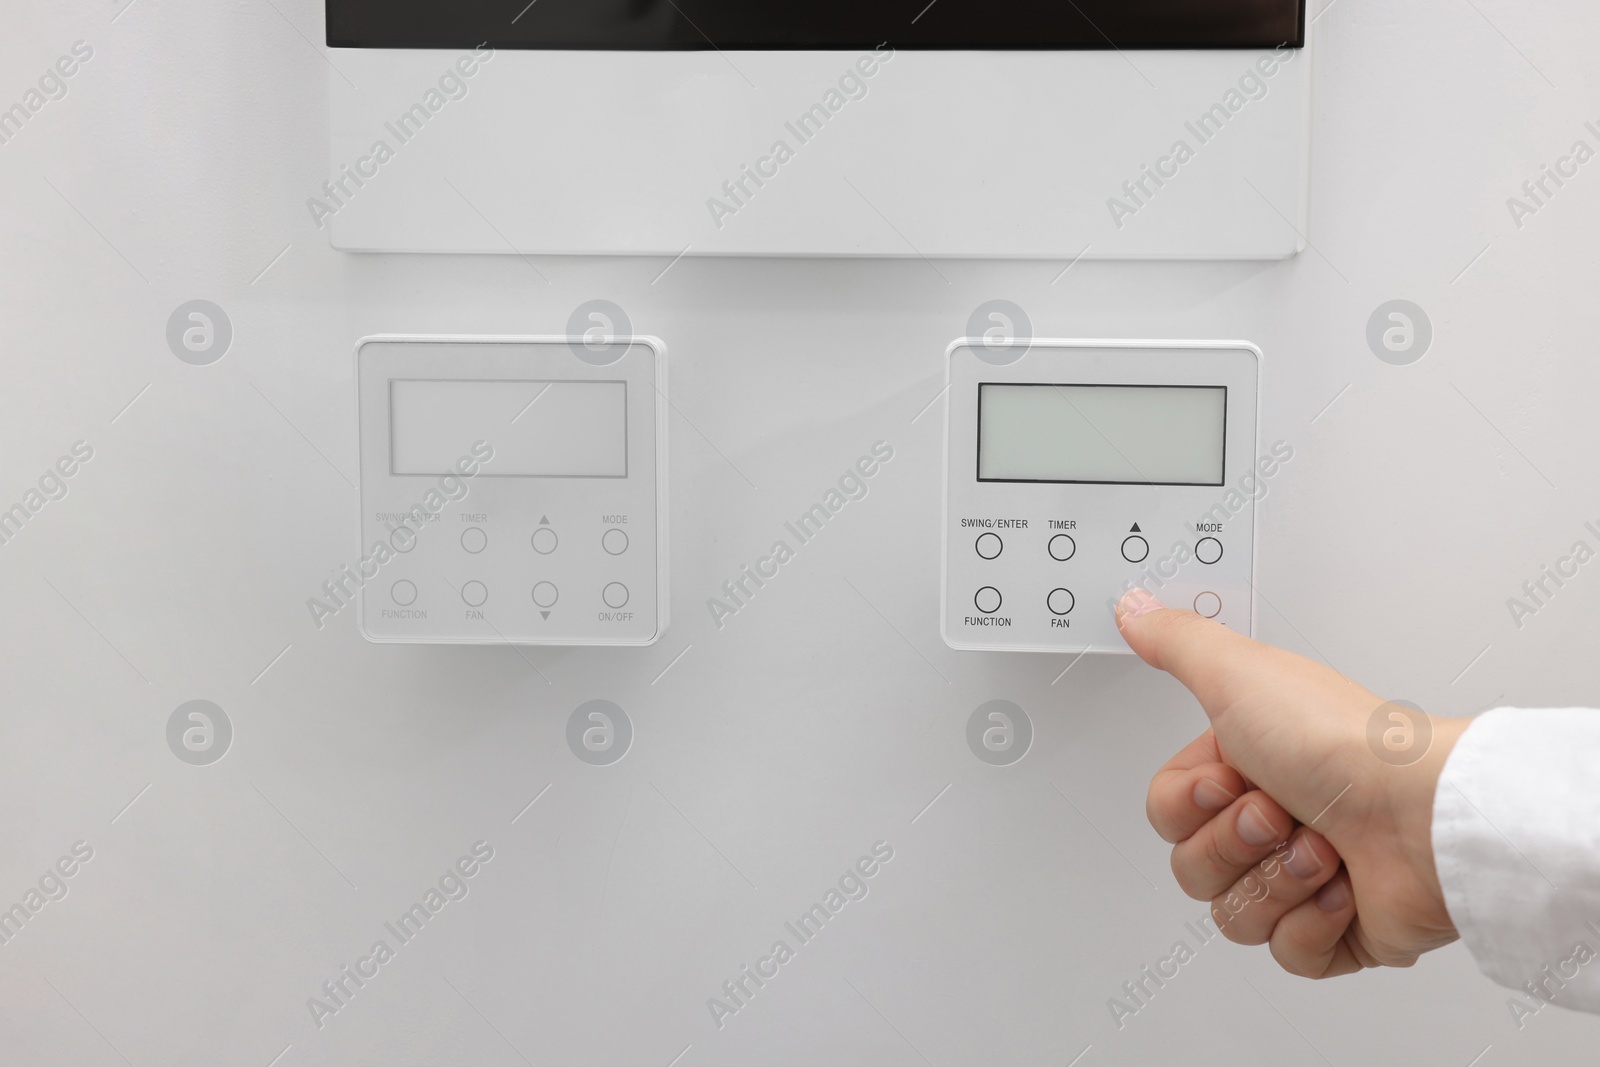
left=1118, top=599, right=1466, bottom=958
left=1115, top=587, right=1380, bottom=830
left=1114, top=588, right=1266, bottom=717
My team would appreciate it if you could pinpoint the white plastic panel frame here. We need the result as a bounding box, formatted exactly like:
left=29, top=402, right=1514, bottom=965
left=942, top=339, right=1260, bottom=654
left=355, top=335, right=667, bottom=646
left=325, top=43, right=1312, bottom=259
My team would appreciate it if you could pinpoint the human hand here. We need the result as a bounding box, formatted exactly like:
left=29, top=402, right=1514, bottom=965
left=1116, top=588, right=1472, bottom=978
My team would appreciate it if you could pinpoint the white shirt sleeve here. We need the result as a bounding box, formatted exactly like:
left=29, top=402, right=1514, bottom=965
left=1432, top=706, right=1600, bottom=1019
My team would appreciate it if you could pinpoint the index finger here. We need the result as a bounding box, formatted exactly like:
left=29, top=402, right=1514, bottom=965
left=1147, top=728, right=1252, bottom=843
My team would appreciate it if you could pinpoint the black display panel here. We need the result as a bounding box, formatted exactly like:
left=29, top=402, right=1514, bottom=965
left=326, top=1, right=1305, bottom=51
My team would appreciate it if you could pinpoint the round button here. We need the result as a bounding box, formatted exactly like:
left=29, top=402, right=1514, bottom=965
left=532, top=581, right=559, bottom=608
left=602, top=528, right=629, bottom=555
left=460, top=526, right=487, bottom=554
left=461, top=581, right=488, bottom=607
left=1121, top=535, right=1150, bottom=564
left=1196, top=537, right=1223, bottom=565
left=531, top=528, right=558, bottom=554
left=1194, top=591, right=1222, bottom=618
left=974, top=586, right=1002, bottom=614
left=974, top=532, right=1003, bottom=560
left=390, top=580, right=417, bottom=606
left=1048, top=534, right=1076, bottom=561
left=603, top=582, right=630, bottom=609
left=1047, top=588, right=1075, bottom=615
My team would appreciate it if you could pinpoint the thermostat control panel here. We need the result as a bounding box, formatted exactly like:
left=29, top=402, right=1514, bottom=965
left=356, top=336, right=666, bottom=646
left=942, top=339, right=1260, bottom=654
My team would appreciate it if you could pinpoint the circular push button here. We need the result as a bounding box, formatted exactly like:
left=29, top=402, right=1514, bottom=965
left=531, top=528, right=558, bottom=555
left=1121, top=535, right=1150, bottom=564
left=1048, top=534, right=1076, bottom=562
left=974, top=532, right=1003, bottom=560
left=532, top=581, right=559, bottom=608
left=974, top=586, right=1002, bottom=615
left=460, top=526, right=487, bottom=554
left=1195, top=537, right=1223, bottom=565
left=390, top=580, right=417, bottom=606
left=602, top=582, right=630, bottom=609
left=461, top=581, right=488, bottom=607
left=1194, top=591, right=1222, bottom=619
left=1047, top=588, right=1075, bottom=616
left=602, top=528, right=629, bottom=555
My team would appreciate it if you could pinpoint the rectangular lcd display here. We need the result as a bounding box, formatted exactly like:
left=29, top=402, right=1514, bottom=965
left=978, top=384, right=1225, bottom=486
left=327, top=1, right=1304, bottom=50
left=390, top=379, right=627, bottom=477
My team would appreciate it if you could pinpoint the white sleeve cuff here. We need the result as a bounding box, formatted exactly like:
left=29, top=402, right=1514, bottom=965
left=1433, top=706, right=1600, bottom=1017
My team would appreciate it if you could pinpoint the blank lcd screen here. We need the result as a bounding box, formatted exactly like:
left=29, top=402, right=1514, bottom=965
left=390, top=380, right=627, bottom=477
left=977, top=384, right=1225, bottom=485
left=326, top=0, right=1305, bottom=50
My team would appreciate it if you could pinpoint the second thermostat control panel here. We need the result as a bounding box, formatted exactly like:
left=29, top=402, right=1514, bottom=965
left=356, top=336, right=667, bottom=646
left=943, top=339, right=1260, bottom=654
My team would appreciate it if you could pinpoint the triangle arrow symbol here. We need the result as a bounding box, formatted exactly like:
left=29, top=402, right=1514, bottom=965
left=538, top=516, right=550, bottom=525
left=1130, top=523, right=1141, bottom=533
left=539, top=611, right=550, bottom=620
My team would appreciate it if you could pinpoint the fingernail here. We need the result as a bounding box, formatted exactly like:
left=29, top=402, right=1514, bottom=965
left=1192, top=777, right=1236, bottom=813
left=1316, top=878, right=1351, bottom=912
left=1284, top=835, right=1324, bottom=879
left=1116, top=588, right=1162, bottom=624
left=1237, top=802, right=1281, bottom=847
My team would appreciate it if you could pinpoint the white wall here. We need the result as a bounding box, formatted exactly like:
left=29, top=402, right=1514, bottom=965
left=1, top=1, right=1597, bottom=1063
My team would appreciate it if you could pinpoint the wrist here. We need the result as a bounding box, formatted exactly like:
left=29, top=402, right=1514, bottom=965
left=1389, top=713, right=1474, bottom=920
